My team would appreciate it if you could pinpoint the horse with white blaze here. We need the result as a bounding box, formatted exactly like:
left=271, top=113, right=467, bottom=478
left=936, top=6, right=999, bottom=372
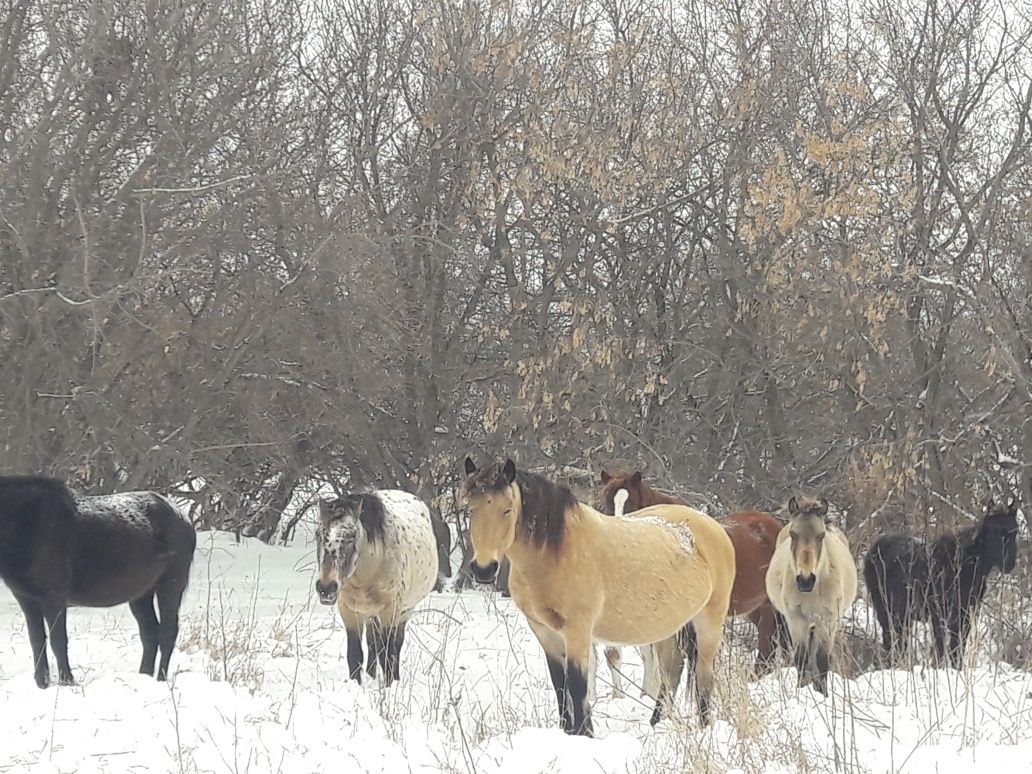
left=314, top=490, right=438, bottom=686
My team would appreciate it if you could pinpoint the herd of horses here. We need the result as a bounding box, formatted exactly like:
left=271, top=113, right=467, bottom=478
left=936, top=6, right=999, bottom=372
left=0, top=463, right=1021, bottom=739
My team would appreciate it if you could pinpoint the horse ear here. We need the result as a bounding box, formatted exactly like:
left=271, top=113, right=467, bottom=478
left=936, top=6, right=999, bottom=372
left=817, top=498, right=829, bottom=517
left=631, top=471, right=642, bottom=485
left=502, top=458, right=517, bottom=484
left=1007, top=497, right=1017, bottom=510
left=464, top=457, right=477, bottom=476
left=986, top=497, right=995, bottom=510
left=600, top=470, right=611, bottom=484
left=788, top=496, right=799, bottom=515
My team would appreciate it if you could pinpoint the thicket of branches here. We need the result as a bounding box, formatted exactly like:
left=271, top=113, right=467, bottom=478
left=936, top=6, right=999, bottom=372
left=2, top=0, right=1031, bottom=542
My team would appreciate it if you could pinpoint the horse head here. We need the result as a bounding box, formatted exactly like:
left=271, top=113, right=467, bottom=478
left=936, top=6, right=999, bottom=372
left=979, top=497, right=1020, bottom=574
left=785, top=495, right=830, bottom=593
left=461, top=457, right=519, bottom=584
left=599, top=470, right=644, bottom=515
left=314, top=495, right=370, bottom=604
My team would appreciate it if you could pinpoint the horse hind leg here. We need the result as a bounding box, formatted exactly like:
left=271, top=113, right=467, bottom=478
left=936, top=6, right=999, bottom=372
left=691, top=601, right=727, bottom=725
left=649, top=634, right=687, bottom=726
left=129, top=592, right=161, bottom=677
left=382, top=621, right=407, bottom=685
left=751, top=607, right=781, bottom=677
left=154, top=576, right=188, bottom=681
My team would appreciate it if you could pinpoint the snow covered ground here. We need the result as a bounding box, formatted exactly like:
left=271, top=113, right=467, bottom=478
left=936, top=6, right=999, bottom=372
left=1, top=530, right=1030, bottom=773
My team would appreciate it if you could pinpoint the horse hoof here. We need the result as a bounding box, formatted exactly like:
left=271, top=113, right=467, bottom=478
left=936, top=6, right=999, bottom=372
left=649, top=709, right=662, bottom=727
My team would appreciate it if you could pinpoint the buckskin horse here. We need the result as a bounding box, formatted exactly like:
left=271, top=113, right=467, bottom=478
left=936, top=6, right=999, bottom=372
left=462, top=458, right=735, bottom=736
left=599, top=469, right=786, bottom=698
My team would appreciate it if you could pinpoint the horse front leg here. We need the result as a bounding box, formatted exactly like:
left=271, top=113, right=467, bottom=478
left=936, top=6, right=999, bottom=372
left=931, top=611, right=948, bottom=666
left=337, top=603, right=365, bottom=682
left=15, top=595, right=49, bottom=688
left=811, top=626, right=832, bottom=696
left=527, top=620, right=573, bottom=732
left=562, top=630, right=595, bottom=737
left=947, top=611, right=970, bottom=670
left=42, top=604, right=75, bottom=686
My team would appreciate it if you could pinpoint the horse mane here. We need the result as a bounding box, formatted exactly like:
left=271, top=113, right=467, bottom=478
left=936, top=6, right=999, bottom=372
left=337, top=493, right=387, bottom=545
left=0, top=476, right=78, bottom=520
left=465, top=463, right=576, bottom=550
left=515, top=470, right=577, bottom=549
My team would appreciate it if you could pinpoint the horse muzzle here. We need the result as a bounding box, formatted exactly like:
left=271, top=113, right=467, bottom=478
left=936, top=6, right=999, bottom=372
left=471, top=560, right=499, bottom=585
left=795, top=574, right=816, bottom=593
left=315, top=580, right=339, bottom=605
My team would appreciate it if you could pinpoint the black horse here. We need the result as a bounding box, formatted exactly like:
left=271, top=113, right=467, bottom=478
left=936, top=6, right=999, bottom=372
left=864, top=499, right=1019, bottom=667
left=0, top=476, right=196, bottom=687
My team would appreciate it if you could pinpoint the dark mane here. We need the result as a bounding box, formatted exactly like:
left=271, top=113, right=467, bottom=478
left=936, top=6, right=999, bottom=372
left=464, top=463, right=576, bottom=550
left=515, top=470, right=577, bottom=549
left=341, top=492, right=387, bottom=544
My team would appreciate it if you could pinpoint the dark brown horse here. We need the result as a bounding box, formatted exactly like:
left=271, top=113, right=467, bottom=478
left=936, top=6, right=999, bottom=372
left=0, top=476, right=196, bottom=687
left=599, top=470, right=787, bottom=683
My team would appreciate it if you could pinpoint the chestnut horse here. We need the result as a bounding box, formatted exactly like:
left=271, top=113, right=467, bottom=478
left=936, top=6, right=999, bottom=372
left=599, top=470, right=786, bottom=697
left=463, top=458, right=735, bottom=736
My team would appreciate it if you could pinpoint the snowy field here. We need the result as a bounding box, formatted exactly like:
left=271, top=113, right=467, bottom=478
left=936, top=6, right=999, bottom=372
left=1, top=530, right=1030, bottom=773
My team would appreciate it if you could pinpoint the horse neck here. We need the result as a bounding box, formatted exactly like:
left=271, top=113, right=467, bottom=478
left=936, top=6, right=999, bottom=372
left=638, top=483, right=685, bottom=508
left=507, top=502, right=593, bottom=570
left=347, top=539, right=387, bottom=585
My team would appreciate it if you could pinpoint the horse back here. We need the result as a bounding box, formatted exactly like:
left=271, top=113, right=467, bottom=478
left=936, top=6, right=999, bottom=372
left=721, top=511, right=781, bottom=616
left=68, top=492, right=195, bottom=607
left=365, top=490, right=439, bottom=610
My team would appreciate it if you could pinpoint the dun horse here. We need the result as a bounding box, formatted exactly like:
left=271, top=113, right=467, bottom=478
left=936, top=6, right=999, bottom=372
left=864, top=498, right=1019, bottom=667
left=314, top=490, right=438, bottom=686
left=598, top=470, right=786, bottom=698
left=462, top=458, right=735, bottom=736
left=765, top=495, right=857, bottom=695
left=0, top=476, right=196, bottom=687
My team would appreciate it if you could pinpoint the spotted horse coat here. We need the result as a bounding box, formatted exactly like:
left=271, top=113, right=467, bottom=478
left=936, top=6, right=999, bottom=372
left=315, top=490, right=438, bottom=685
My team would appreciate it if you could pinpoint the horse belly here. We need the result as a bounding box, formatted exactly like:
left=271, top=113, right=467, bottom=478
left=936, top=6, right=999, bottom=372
left=68, top=565, right=166, bottom=607
left=593, top=568, right=714, bottom=646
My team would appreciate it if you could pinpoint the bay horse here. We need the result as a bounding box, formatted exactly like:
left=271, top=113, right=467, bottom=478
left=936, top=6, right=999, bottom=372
left=462, top=458, right=735, bottom=736
left=314, top=490, right=438, bottom=686
left=0, top=476, right=196, bottom=688
left=765, top=495, right=857, bottom=695
left=863, top=498, right=1019, bottom=668
left=599, top=469, right=786, bottom=698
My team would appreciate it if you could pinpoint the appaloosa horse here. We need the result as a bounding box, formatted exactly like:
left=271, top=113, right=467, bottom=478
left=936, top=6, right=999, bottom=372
left=864, top=498, right=1019, bottom=667
left=314, top=490, right=438, bottom=685
left=463, top=458, right=735, bottom=735
left=0, top=476, right=196, bottom=687
left=766, top=495, right=857, bottom=694
left=599, top=469, right=786, bottom=698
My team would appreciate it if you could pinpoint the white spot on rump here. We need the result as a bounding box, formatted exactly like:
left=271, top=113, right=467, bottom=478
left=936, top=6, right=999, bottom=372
left=614, top=512, right=696, bottom=555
